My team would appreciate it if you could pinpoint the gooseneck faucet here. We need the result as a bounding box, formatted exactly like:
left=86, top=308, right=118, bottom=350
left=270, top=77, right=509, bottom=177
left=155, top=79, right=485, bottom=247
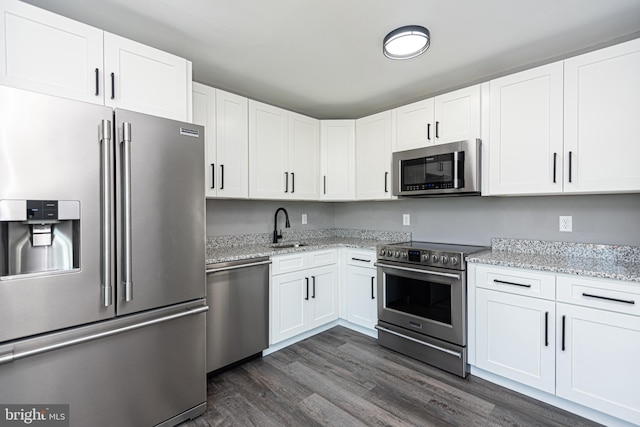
left=273, top=207, right=290, bottom=243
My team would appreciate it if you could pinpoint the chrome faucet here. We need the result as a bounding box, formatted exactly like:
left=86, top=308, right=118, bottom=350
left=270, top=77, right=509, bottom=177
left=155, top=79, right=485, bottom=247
left=273, top=207, right=290, bottom=243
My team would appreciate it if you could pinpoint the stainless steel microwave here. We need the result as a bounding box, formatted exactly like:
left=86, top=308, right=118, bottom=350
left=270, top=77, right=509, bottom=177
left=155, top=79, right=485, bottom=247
left=392, top=139, right=481, bottom=197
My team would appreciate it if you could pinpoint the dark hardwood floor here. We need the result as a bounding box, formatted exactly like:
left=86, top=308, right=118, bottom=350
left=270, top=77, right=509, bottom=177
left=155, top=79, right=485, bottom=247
left=182, top=326, right=601, bottom=426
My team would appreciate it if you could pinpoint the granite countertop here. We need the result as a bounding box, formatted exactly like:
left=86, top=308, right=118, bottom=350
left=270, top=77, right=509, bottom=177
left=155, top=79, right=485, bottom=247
left=206, top=229, right=411, bottom=266
left=467, top=238, right=640, bottom=283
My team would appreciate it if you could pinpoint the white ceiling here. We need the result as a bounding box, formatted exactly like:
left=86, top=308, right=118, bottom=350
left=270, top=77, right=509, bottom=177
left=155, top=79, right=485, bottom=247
left=22, top=0, right=640, bottom=119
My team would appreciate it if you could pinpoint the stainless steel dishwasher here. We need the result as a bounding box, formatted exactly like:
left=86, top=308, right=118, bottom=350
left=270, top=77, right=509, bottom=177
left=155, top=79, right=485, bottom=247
left=205, top=257, right=271, bottom=373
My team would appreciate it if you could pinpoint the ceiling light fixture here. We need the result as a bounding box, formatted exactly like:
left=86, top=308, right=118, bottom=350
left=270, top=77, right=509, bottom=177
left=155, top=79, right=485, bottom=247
left=383, top=25, right=430, bottom=60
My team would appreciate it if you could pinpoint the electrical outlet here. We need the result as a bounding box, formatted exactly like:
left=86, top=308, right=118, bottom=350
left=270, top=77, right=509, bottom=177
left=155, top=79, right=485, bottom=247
left=403, top=214, right=410, bottom=226
left=559, top=216, right=572, bottom=232
left=301, top=213, right=307, bottom=225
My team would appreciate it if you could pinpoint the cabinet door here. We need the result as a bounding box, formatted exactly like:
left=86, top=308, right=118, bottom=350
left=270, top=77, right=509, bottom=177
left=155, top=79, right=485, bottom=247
left=104, top=32, right=190, bottom=121
left=308, top=265, right=339, bottom=329
left=557, top=303, right=640, bottom=425
left=488, top=62, right=564, bottom=195
left=434, top=85, right=481, bottom=145
left=476, top=289, right=556, bottom=393
left=0, top=0, right=104, bottom=104
left=216, top=89, right=249, bottom=198
left=192, top=83, right=217, bottom=198
left=271, top=271, right=308, bottom=344
left=356, top=110, right=393, bottom=200
left=320, top=120, right=356, bottom=200
left=346, top=265, right=377, bottom=330
left=564, top=38, right=640, bottom=193
left=249, top=100, right=289, bottom=199
left=289, top=112, right=320, bottom=200
left=393, top=98, right=435, bottom=151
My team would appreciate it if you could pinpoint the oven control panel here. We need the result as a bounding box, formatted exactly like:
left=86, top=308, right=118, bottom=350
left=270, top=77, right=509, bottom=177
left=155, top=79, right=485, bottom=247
left=377, top=245, right=466, bottom=270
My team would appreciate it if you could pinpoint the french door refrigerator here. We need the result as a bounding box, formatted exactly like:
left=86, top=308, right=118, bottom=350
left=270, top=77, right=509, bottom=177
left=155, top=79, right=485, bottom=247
left=0, top=86, right=207, bottom=427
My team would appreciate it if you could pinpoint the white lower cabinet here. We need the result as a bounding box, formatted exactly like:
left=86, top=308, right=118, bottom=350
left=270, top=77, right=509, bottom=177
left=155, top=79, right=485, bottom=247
left=344, top=250, right=377, bottom=330
left=472, top=264, right=640, bottom=425
left=270, top=250, right=338, bottom=344
left=476, top=288, right=555, bottom=393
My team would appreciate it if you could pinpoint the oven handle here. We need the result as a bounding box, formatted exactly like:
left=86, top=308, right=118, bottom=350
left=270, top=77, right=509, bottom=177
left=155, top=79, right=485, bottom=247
left=374, top=262, right=461, bottom=280
left=375, top=325, right=462, bottom=358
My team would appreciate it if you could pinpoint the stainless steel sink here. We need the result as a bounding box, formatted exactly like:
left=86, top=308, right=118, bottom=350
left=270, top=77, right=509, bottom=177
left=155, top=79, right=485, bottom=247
left=270, top=242, right=307, bottom=249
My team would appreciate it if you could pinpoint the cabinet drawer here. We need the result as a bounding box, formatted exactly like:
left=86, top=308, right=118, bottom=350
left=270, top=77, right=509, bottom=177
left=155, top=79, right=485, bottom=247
left=308, top=249, right=337, bottom=268
left=475, top=265, right=555, bottom=300
left=346, top=249, right=376, bottom=268
left=271, top=253, right=307, bottom=275
left=557, top=275, right=640, bottom=317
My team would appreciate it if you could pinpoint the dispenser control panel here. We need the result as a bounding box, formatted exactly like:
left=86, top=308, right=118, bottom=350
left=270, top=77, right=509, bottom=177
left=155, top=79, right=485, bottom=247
left=27, top=200, right=58, bottom=220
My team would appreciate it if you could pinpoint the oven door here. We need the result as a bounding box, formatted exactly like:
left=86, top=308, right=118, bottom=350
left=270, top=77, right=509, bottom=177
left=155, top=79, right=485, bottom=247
left=376, top=261, right=466, bottom=346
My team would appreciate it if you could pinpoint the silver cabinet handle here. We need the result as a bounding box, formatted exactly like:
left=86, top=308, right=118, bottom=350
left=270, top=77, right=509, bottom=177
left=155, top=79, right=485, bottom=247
left=0, top=306, right=208, bottom=366
left=375, top=325, right=461, bottom=358
left=351, top=257, right=371, bottom=263
left=100, top=120, right=113, bottom=307
left=121, top=122, right=133, bottom=302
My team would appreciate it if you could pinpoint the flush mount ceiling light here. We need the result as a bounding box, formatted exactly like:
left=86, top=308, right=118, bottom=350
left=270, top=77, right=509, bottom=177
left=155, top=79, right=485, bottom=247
left=383, top=25, right=430, bottom=60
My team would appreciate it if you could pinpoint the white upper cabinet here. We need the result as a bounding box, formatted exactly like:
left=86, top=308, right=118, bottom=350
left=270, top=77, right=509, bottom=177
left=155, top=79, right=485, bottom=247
left=215, top=89, right=249, bottom=198
left=0, top=0, right=192, bottom=121
left=289, top=112, right=320, bottom=200
left=392, top=85, right=481, bottom=151
left=564, top=38, right=640, bottom=194
left=192, top=83, right=217, bottom=198
left=489, top=38, right=640, bottom=196
left=249, top=101, right=288, bottom=199
left=320, top=120, right=356, bottom=200
left=0, top=0, right=104, bottom=104
left=434, top=84, right=482, bottom=144
left=193, top=84, right=249, bottom=198
left=488, top=62, right=564, bottom=195
left=356, top=110, right=393, bottom=200
left=104, top=33, right=191, bottom=121
left=249, top=100, right=319, bottom=200
left=393, top=98, right=435, bottom=151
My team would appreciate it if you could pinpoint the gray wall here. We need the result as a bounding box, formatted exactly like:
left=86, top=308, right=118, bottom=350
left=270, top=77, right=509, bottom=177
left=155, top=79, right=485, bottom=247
left=207, top=194, right=640, bottom=246
left=206, top=199, right=335, bottom=236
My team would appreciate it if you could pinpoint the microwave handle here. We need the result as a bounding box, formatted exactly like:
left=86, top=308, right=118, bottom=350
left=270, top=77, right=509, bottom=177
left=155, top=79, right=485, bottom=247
left=453, top=151, right=460, bottom=189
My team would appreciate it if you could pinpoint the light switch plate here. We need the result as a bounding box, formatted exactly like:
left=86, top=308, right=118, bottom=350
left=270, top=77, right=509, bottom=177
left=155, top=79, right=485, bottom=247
left=403, top=214, right=410, bottom=226
left=301, top=213, right=307, bottom=225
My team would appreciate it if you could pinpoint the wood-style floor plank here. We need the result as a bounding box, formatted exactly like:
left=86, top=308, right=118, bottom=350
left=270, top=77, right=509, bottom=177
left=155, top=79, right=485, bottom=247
left=181, top=326, right=602, bottom=427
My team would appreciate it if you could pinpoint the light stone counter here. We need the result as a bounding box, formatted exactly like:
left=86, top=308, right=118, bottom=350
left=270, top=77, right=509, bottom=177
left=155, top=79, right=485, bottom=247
left=467, top=238, right=640, bottom=283
left=206, top=229, right=411, bottom=265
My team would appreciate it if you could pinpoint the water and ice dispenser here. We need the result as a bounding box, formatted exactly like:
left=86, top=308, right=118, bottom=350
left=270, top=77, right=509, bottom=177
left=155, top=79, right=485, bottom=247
left=0, top=199, right=80, bottom=278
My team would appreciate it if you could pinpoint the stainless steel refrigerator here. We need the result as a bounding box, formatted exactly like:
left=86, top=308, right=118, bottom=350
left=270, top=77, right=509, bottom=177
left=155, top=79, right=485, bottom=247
left=0, top=86, right=207, bottom=426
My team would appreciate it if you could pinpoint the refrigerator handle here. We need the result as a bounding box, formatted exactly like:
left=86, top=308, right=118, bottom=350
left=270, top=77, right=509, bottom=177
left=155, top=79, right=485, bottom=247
left=100, top=120, right=113, bottom=307
left=121, top=122, right=133, bottom=302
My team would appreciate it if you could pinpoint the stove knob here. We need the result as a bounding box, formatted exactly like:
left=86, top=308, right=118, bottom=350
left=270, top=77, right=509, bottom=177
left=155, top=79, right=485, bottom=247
left=441, top=255, right=449, bottom=264
left=379, top=248, right=386, bottom=256
left=451, top=256, right=459, bottom=266
left=422, top=254, right=429, bottom=262
left=394, top=251, right=400, bottom=258
left=401, top=252, right=408, bottom=259
left=431, top=254, right=439, bottom=263
left=386, top=250, right=392, bottom=257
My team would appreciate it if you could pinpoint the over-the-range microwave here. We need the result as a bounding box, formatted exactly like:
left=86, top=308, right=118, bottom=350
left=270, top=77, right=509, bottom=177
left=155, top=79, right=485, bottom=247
left=392, top=139, right=481, bottom=197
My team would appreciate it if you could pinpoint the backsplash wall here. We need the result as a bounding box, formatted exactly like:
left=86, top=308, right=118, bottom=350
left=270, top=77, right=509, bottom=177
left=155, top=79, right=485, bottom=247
left=206, top=199, right=335, bottom=236
left=207, top=194, right=640, bottom=247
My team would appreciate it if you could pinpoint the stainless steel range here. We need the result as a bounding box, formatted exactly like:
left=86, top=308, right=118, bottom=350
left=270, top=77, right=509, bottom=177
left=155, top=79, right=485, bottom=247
left=375, top=241, right=487, bottom=377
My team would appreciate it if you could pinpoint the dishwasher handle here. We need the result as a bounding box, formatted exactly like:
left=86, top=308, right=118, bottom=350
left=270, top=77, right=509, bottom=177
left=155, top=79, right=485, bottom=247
left=206, top=259, right=272, bottom=274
